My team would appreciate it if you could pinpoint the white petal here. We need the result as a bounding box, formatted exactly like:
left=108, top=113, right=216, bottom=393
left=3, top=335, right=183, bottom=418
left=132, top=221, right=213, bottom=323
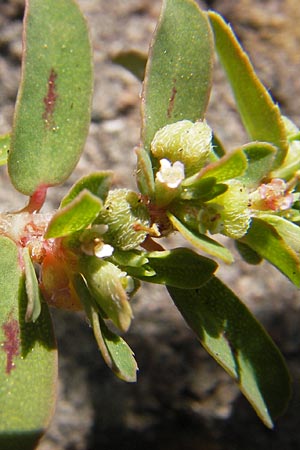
left=156, top=159, right=185, bottom=188
left=95, top=243, right=114, bottom=258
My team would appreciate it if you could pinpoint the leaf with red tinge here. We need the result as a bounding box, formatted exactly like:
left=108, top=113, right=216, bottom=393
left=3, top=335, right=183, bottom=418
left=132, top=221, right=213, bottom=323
left=0, top=236, right=57, bottom=449
left=8, top=0, right=93, bottom=195
left=142, top=0, right=214, bottom=151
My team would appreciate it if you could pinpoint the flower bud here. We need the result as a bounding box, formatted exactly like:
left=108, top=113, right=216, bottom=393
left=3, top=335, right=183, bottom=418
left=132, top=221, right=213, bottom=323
left=151, top=120, right=212, bottom=176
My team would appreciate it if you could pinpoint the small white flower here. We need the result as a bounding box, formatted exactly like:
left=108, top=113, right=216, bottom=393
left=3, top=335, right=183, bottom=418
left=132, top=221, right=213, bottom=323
left=94, top=242, right=114, bottom=258
left=156, top=158, right=185, bottom=189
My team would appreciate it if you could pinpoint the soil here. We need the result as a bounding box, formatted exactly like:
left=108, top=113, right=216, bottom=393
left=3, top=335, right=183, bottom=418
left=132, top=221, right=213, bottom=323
left=0, top=1, right=300, bottom=449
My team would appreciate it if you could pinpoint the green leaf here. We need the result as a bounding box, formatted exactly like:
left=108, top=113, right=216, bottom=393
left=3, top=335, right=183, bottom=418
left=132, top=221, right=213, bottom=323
left=241, top=218, right=300, bottom=286
left=168, top=212, right=234, bottom=263
left=168, top=277, right=291, bottom=428
left=97, top=316, right=138, bottom=383
left=235, top=241, right=262, bottom=265
left=258, top=213, right=300, bottom=257
left=239, top=142, right=277, bottom=187
left=208, top=12, right=288, bottom=168
left=142, top=0, right=214, bottom=151
left=23, top=247, right=42, bottom=322
left=271, top=153, right=300, bottom=181
left=0, top=133, right=10, bottom=166
left=135, top=147, right=155, bottom=197
left=8, top=0, right=93, bottom=195
left=111, top=249, right=149, bottom=268
left=73, top=275, right=138, bottom=382
left=112, top=50, right=147, bottom=81
left=188, top=148, right=247, bottom=183
left=181, top=177, right=228, bottom=202
left=271, top=118, right=300, bottom=180
left=0, top=236, right=57, bottom=448
left=212, top=133, right=226, bottom=158
left=60, top=171, right=113, bottom=208
left=134, top=247, right=217, bottom=288
left=182, top=175, right=216, bottom=192
left=45, top=190, right=103, bottom=238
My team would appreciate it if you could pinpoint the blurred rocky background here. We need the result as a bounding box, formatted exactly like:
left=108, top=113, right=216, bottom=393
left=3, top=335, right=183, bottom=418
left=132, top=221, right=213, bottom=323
left=1, top=0, right=300, bottom=449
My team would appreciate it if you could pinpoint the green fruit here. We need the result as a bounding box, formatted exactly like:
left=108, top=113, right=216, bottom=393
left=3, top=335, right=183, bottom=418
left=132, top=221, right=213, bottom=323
left=96, top=189, right=150, bottom=250
left=151, top=120, right=212, bottom=176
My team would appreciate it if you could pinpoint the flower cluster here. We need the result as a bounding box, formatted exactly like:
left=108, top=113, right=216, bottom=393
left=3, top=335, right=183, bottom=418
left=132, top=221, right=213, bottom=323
left=134, top=118, right=300, bottom=267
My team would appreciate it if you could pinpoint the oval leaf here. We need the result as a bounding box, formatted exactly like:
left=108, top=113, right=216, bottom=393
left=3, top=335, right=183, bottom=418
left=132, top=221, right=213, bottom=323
left=0, top=236, right=57, bottom=448
left=97, top=314, right=138, bottom=383
left=135, top=247, right=217, bottom=288
left=208, top=12, right=288, bottom=168
left=241, top=218, right=300, bottom=286
left=167, top=277, right=291, bottom=428
left=8, top=0, right=93, bottom=195
left=60, top=171, right=113, bottom=208
left=238, top=142, right=276, bottom=187
left=142, top=0, right=214, bottom=151
left=196, top=148, right=248, bottom=182
left=45, top=190, right=103, bottom=238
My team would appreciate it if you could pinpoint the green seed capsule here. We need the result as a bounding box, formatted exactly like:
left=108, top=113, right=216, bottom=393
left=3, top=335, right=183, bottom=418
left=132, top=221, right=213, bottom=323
left=96, top=189, right=150, bottom=250
left=151, top=120, right=212, bottom=176
left=204, top=181, right=251, bottom=239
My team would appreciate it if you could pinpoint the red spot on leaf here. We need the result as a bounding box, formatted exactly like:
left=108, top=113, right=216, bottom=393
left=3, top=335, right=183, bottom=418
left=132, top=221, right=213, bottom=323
left=167, top=79, right=177, bottom=118
left=43, top=68, right=58, bottom=128
left=2, top=312, right=20, bottom=375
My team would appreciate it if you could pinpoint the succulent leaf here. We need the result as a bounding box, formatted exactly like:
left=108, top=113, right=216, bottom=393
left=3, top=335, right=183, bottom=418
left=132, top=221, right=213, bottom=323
left=209, top=11, right=288, bottom=168
left=8, top=0, right=93, bottom=195
left=0, top=236, right=57, bottom=448
left=168, top=277, right=291, bottom=428
left=142, top=0, right=214, bottom=151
